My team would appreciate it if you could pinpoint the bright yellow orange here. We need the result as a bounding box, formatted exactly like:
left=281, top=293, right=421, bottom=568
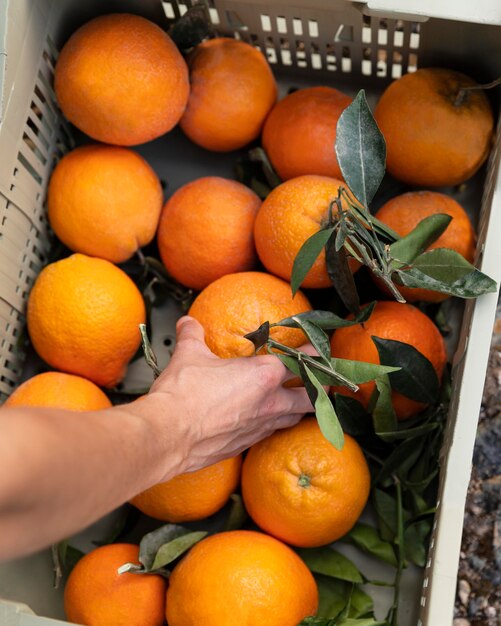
left=157, top=177, right=261, bottom=290
left=3, top=372, right=111, bottom=411
left=375, top=190, right=477, bottom=302
left=64, top=543, right=166, bottom=626
left=241, top=417, right=370, bottom=547
left=374, top=68, right=494, bottom=187
left=262, top=86, right=352, bottom=180
left=166, top=530, right=318, bottom=626
left=27, top=254, right=146, bottom=389
left=180, top=38, right=277, bottom=151
left=130, top=455, right=242, bottom=522
left=254, top=175, right=359, bottom=288
left=330, top=301, right=447, bottom=420
left=188, top=271, right=311, bottom=358
left=54, top=14, right=189, bottom=145
left=48, top=145, right=163, bottom=263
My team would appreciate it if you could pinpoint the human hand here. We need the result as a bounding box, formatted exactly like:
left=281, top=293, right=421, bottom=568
left=146, top=316, right=312, bottom=478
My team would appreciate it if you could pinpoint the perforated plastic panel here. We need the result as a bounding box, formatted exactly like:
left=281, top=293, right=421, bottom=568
left=0, top=3, right=73, bottom=399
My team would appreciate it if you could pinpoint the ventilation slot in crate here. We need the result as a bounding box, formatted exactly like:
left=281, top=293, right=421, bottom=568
left=8, top=35, right=73, bottom=216
left=161, top=2, right=422, bottom=80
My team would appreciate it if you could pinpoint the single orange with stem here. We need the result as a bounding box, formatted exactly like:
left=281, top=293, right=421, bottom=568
left=374, top=190, right=476, bottom=302
left=188, top=271, right=312, bottom=358
left=254, top=175, right=359, bottom=289
left=241, top=417, right=370, bottom=547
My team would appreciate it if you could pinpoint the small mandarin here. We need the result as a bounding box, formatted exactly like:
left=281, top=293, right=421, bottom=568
left=330, top=301, right=447, bottom=419
left=3, top=372, right=111, bottom=411
left=166, top=530, right=318, bottom=626
left=188, top=271, right=312, bottom=358
left=242, top=417, right=370, bottom=547
left=130, top=455, right=242, bottom=522
left=157, top=177, right=261, bottom=290
left=180, top=38, right=277, bottom=151
left=64, top=544, right=166, bottom=626
left=27, top=254, right=146, bottom=388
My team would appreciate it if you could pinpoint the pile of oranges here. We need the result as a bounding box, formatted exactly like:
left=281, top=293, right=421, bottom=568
left=1, top=10, right=495, bottom=626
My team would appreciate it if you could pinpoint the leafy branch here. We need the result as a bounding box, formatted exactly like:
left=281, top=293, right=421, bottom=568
left=244, top=307, right=401, bottom=450
left=291, top=90, right=496, bottom=311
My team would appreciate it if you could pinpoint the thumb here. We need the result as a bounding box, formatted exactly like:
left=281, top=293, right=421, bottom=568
left=175, top=316, right=212, bottom=355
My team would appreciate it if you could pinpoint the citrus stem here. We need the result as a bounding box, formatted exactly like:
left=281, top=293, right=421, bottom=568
left=454, top=75, right=501, bottom=107
left=267, top=339, right=359, bottom=392
left=139, top=323, right=162, bottom=379
left=298, top=473, right=311, bottom=488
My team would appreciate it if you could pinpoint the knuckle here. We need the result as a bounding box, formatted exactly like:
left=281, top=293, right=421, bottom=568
left=256, top=361, right=283, bottom=390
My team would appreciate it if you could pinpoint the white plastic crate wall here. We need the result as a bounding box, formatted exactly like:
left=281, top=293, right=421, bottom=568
left=162, top=0, right=421, bottom=78
left=0, top=34, right=73, bottom=400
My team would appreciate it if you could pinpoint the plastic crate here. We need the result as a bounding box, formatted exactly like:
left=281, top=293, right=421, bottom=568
left=0, top=0, right=500, bottom=624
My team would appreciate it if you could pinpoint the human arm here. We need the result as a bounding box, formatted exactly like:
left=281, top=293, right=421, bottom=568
left=0, top=316, right=311, bottom=559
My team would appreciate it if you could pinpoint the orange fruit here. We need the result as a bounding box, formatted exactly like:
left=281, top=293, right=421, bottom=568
left=48, top=145, right=163, bottom=263
left=64, top=543, right=166, bottom=626
left=374, top=68, right=494, bottom=187
left=166, top=530, right=318, bottom=626
left=27, top=253, right=146, bottom=388
left=3, top=372, right=111, bottom=411
left=375, top=190, right=476, bottom=302
left=130, top=455, right=242, bottom=522
left=241, top=417, right=370, bottom=547
left=54, top=14, right=189, bottom=145
left=188, top=271, right=311, bottom=358
left=262, top=86, right=352, bottom=181
left=330, top=301, right=447, bottom=420
left=254, top=175, right=359, bottom=288
left=180, top=38, right=277, bottom=151
left=157, top=177, right=261, bottom=290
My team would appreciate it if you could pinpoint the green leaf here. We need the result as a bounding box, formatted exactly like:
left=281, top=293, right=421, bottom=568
left=325, top=236, right=361, bottom=315
left=370, top=376, right=398, bottom=434
left=376, top=421, right=439, bottom=442
left=335, top=90, right=386, bottom=207
left=150, top=531, right=207, bottom=570
left=334, top=394, right=373, bottom=437
left=398, top=264, right=497, bottom=299
left=346, top=523, right=397, bottom=567
left=277, top=353, right=357, bottom=388
left=297, top=547, right=364, bottom=583
left=315, top=575, right=351, bottom=619
left=396, top=248, right=497, bottom=298
left=373, top=489, right=398, bottom=542
left=243, top=321, right=270, bottom=352
left=332, top=358, right=400, bottom=385
left=349, top=587, right=375, bottom=618
left=372, top=337, right=439, bottom=404
left=224, top=493, right=248, bottom=531
left=276, top=302, right=376, bottom=330
left=291, top=228, right=335, bottom=296
left=292, top=317, right=332, bottom=365
left=300, top=359, right=345, bottom=449
left=389, top=214, right=452, bottom=266
left=138, top=523, right=191, bottom=571
left=375, top=438, right=425, bottom=486
left=404, top=520, right=431, bottom=567
left=299, top=618, right=388, bottom=626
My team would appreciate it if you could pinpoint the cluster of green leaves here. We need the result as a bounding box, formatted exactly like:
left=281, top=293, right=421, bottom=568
left=292, top=90, right=496, bottom=310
